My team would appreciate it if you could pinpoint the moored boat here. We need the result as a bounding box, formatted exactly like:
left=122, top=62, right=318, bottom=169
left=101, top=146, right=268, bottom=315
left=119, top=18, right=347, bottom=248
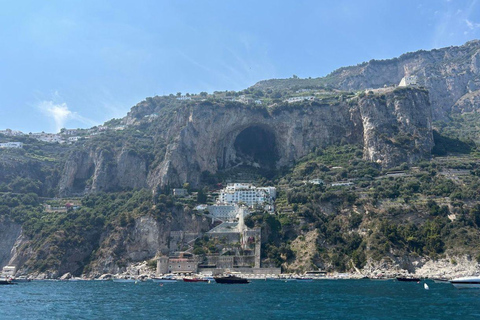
left=396, top=277, right=421, bottom=282
left=11, top=277, right=32, bottom=283
left=432, top=278, right=450, bottom=284
left=214, top=275, right=249, bottom=284
left=113, top=277, right=137, bottom=283
left=183, top=277, right=208, bottom=283
left=450, top=276, right=480, bottom=289
left=0, top=278, right=15, bottom=285
left=152, top=275, right=177, bottom=283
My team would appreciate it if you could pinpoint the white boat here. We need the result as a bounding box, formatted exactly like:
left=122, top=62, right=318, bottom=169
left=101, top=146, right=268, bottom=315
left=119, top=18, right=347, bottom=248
left=450, top=276, right=480, bottom=289
left=113, top=278, right=137, bottom=283
left=152, top=275, right=177, bottom=283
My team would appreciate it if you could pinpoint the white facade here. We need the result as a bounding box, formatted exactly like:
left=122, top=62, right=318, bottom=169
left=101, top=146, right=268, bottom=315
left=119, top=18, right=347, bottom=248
left=331, top=182, right=353, bottom=187
left=285, top=96, right=314, bottom=103
left=399, top=75, right=418, bottom=87
left=308, top=178, right=324, bottom=185
left=30, top=133, right=64, bottom=143
left=0, top=142, right=23, bottom=148
left=218, top=183, right=276, bottom=211
left=207, top=204, right=239, bottom=221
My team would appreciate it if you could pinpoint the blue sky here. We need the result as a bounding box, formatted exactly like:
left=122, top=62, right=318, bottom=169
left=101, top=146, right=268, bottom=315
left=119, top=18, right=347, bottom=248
left=1, top=0, right=480, bottom=133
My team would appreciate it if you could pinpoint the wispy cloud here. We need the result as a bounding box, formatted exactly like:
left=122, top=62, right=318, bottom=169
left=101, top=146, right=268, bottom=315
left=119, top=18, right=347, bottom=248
left=465, top=18, right=480, bottom=29
left=431, top=0, right=480, bottom=47
left=37, top=93, right=97, bottom=132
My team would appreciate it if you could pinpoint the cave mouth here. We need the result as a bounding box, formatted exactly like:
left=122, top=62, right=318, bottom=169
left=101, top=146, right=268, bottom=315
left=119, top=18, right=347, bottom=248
left=233, top=126, right=278, bottom=169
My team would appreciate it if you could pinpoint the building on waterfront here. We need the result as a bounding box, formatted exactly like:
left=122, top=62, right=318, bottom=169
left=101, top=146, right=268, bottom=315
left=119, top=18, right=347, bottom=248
left=156, top=252, right=198, bottom=275
left=218, top=183, right=276, bottom=212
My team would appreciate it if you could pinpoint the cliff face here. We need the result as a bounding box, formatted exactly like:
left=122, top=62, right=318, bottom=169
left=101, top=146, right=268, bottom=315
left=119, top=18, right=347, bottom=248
left=56, top=88, right=433, bottom=194
left=145, top=88, right=433, bottom=190
left=0, top=206, right=211, bottom=277
left=59, top=148, right=148, bottom=196
left=254, top=40, right=480, bottom=120
left=88, top=210, right=210, bottom=276
left=358, top=88, right=433, bottom=167
left=0, top=219, right=22, bottom=269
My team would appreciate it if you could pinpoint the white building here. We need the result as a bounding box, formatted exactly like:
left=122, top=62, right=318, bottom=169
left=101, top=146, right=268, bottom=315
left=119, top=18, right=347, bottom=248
left=0, top=142, right=23, bottom=148
left=285, top=96, right=314, bottom=103
left=207, top=204, right=240, bottom=221
left=218, top=183, right=276, bottom=211
left=62, top=129, right=79, bottom=135
left=68, top=136, right=80, bottom=143
left=331, top=182, right=353, bottom=187
left=307, top=178, right=324, bottom=185
left=398, top=75, right=418, bottom=87
left=30, top=133, right=64, bottom=143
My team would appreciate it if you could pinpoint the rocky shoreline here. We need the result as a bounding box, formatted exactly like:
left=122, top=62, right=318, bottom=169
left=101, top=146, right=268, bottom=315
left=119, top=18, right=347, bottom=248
left=11, top=255, right=480, bottom=281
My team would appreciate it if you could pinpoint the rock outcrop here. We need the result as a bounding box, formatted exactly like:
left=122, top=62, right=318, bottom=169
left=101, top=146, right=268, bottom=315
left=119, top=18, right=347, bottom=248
left=254, top=39, right=480, bottom=120
left=57, top=88, right=433, bottom=194
left=0, top=219, right=22, bottom=268
left=145, top=88, right=433, bottom=189
left=59, top=148, right=148, bottom=196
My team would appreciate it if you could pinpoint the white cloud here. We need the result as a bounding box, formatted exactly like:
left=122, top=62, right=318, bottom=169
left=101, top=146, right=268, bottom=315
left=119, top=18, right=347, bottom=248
left=465, top=19, right=480, bottom=29
left=38, top=100, right=96, bottom=133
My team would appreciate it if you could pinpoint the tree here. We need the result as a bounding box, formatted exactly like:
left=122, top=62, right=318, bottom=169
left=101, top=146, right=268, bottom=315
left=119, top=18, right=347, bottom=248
left=197, top=188, right=208, bottom=204
left=176, top=92, right=182, bottom=97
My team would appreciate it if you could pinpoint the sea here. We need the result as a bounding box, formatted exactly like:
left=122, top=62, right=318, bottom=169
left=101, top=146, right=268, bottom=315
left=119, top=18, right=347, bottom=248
left=1, top=279, right=480, bottom=320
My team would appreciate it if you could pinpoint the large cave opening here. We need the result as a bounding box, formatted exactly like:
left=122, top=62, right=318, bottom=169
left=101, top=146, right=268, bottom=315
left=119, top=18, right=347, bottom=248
left=233, top=126, right=278, bottom=170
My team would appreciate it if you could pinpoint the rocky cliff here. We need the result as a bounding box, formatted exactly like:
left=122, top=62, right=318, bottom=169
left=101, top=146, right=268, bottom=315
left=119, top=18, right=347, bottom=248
left=0, top=204, right=211, bottom=277
left=254, top=39, right=480, bottom=120
left=57, top=87, right=433, bottom=194
left=59, top=147, right=148, bottom=196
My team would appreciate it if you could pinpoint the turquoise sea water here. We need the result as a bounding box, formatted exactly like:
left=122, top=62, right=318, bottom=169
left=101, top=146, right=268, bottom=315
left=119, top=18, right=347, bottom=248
left=1, top=279, right=480, bottom=319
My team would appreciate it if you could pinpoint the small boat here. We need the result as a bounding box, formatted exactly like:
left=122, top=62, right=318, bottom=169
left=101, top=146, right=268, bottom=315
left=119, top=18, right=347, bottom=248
left=183, top=277, right=208, bottom=283
left=152, top=276, right=177, bottom=283
left=113, top=278, right=136, bottom=283
left=11, top=277, right=32, bottom=283
left=214, top=275, right=249, bottom=284
left=396, top=277, right=421, bottom=282
left=432, top=278, right=450, bottom=284
left=450, top=276, right=480, bottom=289
left=0, top=278, right=15, bottom=285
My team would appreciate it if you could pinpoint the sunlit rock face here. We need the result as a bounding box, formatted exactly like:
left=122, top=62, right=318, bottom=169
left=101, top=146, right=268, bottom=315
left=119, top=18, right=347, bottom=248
left=144, top=88, right=432, bottom=190
left=57, top=88, right=432, bottom=195
left=253, top=40, right=480, bottom=121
